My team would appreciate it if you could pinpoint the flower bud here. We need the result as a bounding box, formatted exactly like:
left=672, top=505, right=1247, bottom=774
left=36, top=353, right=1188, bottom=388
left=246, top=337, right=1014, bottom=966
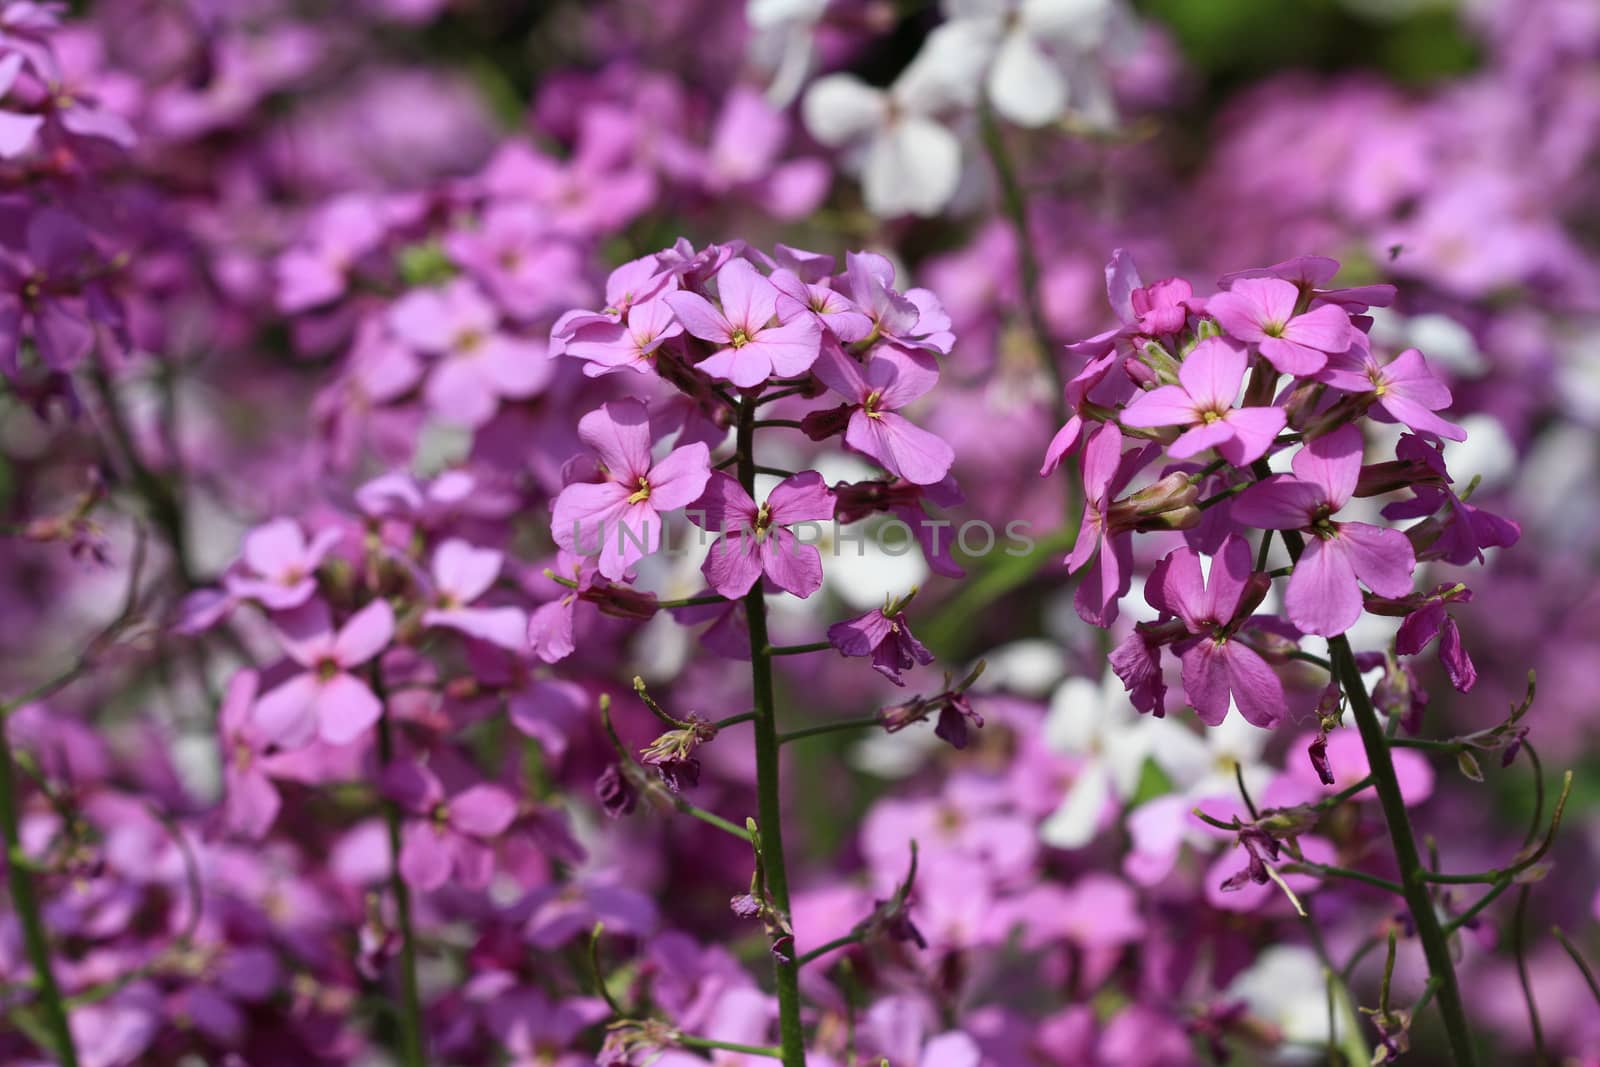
left=1109, top=472, right=1201, bottom=533
left=1139, top=340, right=1182, bottom=384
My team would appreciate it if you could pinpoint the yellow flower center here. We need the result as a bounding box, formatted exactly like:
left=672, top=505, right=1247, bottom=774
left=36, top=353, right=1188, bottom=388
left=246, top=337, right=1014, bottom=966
left=627, top=476, right=652, bottom=504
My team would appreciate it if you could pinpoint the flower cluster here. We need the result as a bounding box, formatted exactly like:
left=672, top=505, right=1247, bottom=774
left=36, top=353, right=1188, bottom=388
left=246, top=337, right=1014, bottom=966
left=1044, top=252, right=1517, bottom=731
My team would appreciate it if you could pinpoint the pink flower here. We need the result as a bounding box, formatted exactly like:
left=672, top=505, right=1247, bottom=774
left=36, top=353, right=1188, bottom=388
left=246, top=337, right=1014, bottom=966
left=1233, top=426, right=1416, bottom=636
left=827, top=604, right=934, bottom=686
left=1151, top=535, right=1284, bottom=728
left=218, top=670, right=280, bottom=840
left=1218, top=255, right=1395, bottom=313
left=275, top=194, right=388, bottom=313
left=1118, top=337, right=1286, bottom=465
left=388, top=278, right=552, bottom=427
left=842, top=252, right=954, bottom=354
left=1207, top=276, right=1353, bottom=376
left=254, top=598, right=396, bottom=747
left=224, top=518, right=342, bottom=610
left=1394, top=587, right=1476, bottom=692
left=420, top=539, right=527, bottom=651
left=812, top=343, right=955, bottom=485
left=1318, top=343, right=1466, bottom=441
left=1039, top=350, right=1138, bottom=476
left=1065, top=422, right=1159, bottom=627
left=664, top=257, right=822, bottom=387
left=770, top=267, right=874, bottom=343
left=689, top=470, right=836, bottom=599
left=550, top=399, right=712, bottom=580
left=560, top=296, right=682, bottom=377
left=382, top=761, right=518, bottom=891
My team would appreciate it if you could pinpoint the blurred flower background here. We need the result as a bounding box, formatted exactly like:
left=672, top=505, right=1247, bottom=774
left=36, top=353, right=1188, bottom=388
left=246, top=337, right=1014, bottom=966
left=0, top=0, right=1598, bottom=1064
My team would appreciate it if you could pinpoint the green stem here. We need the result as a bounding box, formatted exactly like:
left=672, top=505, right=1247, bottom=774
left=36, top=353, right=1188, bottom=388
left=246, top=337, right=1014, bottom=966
left=1249, top=456, right=1478, bottom=1063
left=680, top=1035, right=784, bottom=1059
left=779, top=716, right=883, bottom=745
left=977, top=102, right=1065, bottom=416
left=87, top=365, right=195, bottom=587
left=375, top=677, right=427, bottom=1067
left=0, top=714, right=78, bottom=1066
left=737, top=395, right=807, bottom=1067
left=795, top=931, right=867, bottom=968
left=1328, top=635, right=1478, bottom=1065
left=768, top=641, right=833, bottom=657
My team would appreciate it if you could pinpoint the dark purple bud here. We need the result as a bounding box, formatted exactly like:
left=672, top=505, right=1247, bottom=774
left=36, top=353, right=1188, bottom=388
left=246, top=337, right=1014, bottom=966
left=800, top=403, right=853, bottom=442
left=596, top=764, right=638, bottom=818
left=1308, top=734, right=1334, bottom=786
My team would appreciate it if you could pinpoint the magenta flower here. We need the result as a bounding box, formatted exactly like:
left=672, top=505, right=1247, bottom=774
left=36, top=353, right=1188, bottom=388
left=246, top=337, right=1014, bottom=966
left=812, top=343, right=955, bottom=485
left=444, top=202, right=590, bottom=320
left=382, top=760, right=518, bottom=891
left=218, top=670, right=280, bottom=840
left=1318, top=343, right=1466, bottom=441
left=1207, top=276, right=1353, bottom=376
left=770, top=267, right=874, bottom=342
left=1118, top=337, right=1286, bottom=465
left=388, top=278, right=552, bottom=427
left=224, top=517, right=343, bottom=610
left=0, top=54, right=41, bottom=158
left=827, top=604, right=934, bottom=686
left=1394, top=586, right=1477, bottom=693
left=550, top=398, right=712, bottom=579
left=1039, top=352, right=1132, bottom=474
left=275, top=194, right=388, bottom=313
left=664, top=257, right=822, bottom=387
left=254, top=598, right=396, bottom=747
left=1152, top=535, right=1284, bottom=728
left=420, top=539, right=527, bottom=651
left=560, top=296, right=683, bottom=377
left=689, top=470, right=836, bottom=599
left=1066, top=422, right=1160, bottom=627
left=1233, top=426, right=1416, bottom=636
left=0, top=207, right=104, bottom=376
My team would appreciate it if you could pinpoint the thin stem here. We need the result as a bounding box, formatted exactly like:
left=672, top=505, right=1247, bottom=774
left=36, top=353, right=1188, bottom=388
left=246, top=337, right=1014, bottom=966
left=779, top=716, right=883, bottom=745
left=87, top=364, right=195, bottom=587
left=737, top=395, right=807, bottom=1067
left=679, top=1035, right=784, bottom=1059
left=1512, top=886, right=1545, bottom=1062
left=671, top=798, right=754, bottom=843
left=0, top=714, right=78, bottom=1066
left=1552, top=928, right=1600, bottom=1007
left=655, top=592, right=727, bottom=610
left=768, top=641, right=833, bottom=657
left=715, top=711, right=756, bottom=729
left=977, top=101, right=1065, bottom=419
left=1280, top=859, right=1404, bottom=897
left=374, top=674, right=427, bottom=1067
left=1248, top=457, right=1478, bottom=1064
left=795, top=931, right=867, bottom=968
left=1328, top=634, right=1478, bottom=1065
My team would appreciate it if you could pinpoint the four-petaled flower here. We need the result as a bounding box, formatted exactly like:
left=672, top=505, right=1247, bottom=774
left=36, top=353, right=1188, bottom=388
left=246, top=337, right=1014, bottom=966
left=690, top=470, right=837, bottom=599
left=551, top=398, right=712, bottom=580
left=1119, top=337, right=1286, bottom=465
left=254, top=598, right=396, bottom=747
left=1207, top=276, right=1353, bottom=376
left=665, top=257, right=822, bottom=387
left=1233, top=426, right=1416, bottom=636
left=1151, top=535, right=1284, bottom=728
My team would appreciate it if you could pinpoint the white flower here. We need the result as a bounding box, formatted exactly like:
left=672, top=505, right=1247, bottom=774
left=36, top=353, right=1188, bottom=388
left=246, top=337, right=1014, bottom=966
left=801, top=23, right=985, bottom=217
left=1038, top=672, right=1156, bottom=848
left=747, top=0, right=831, bottom=106
left=941, top=0, right=1122, bottom=128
